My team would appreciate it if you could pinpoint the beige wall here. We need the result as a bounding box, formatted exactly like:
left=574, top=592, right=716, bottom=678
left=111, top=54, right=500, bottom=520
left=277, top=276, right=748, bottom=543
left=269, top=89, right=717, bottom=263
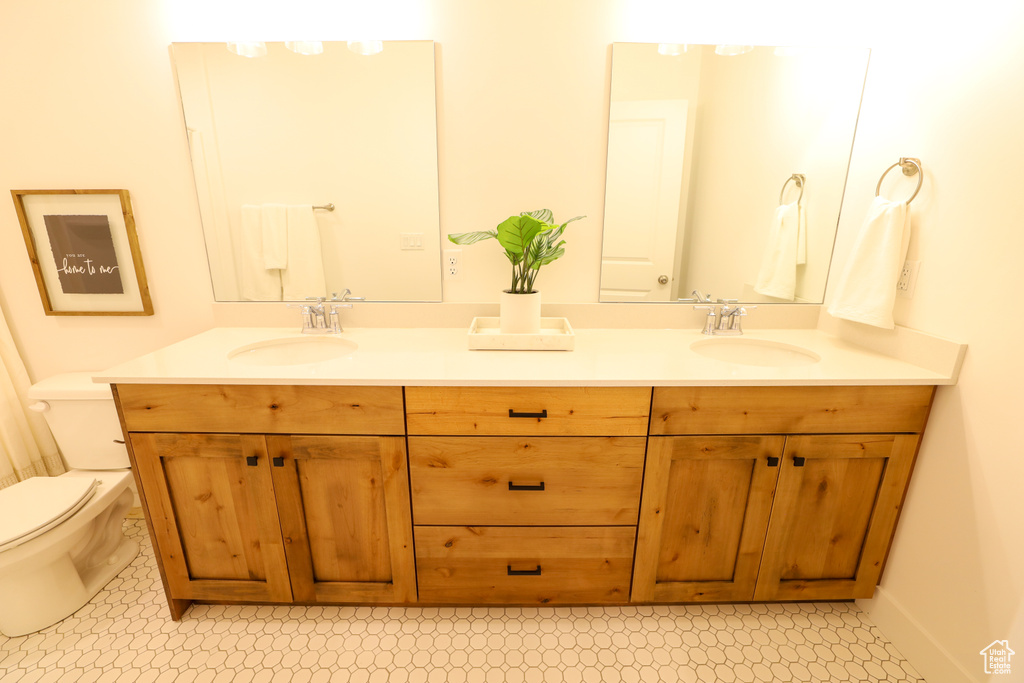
left=1, top=1, right=1022, bottom=680
left=832, top=8, right=1024, bottom=681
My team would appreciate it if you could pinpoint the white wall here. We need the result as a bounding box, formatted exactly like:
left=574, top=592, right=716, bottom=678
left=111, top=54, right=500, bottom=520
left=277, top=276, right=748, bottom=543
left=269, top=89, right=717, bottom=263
left=829, top=8, right=1024, bottom=681
left=1, top=2, right=1022, bottom=680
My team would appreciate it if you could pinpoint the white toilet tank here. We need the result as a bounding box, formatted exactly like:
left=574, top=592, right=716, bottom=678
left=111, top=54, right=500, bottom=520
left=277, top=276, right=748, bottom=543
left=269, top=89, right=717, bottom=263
left=27, top=373, right=130, bottom=470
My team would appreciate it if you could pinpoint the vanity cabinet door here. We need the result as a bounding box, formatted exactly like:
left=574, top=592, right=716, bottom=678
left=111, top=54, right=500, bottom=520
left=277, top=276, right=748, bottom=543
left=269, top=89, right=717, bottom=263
left=266, top=435, right=416, bottom=604
left=129, top=433, right=293, bottom=603
left=632, top=436, right=784, bottom=602
left=753, top=434, right=920, bottom=601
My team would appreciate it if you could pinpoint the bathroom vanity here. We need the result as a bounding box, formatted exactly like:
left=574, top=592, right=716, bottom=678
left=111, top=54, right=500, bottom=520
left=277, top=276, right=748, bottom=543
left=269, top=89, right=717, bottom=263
left=99, top=326, right=962, bottom=619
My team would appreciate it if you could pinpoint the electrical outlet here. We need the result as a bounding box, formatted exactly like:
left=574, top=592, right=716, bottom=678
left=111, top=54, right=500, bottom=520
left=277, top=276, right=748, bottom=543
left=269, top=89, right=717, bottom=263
left=443, top=249, right=462, bottom=281
left=897, top=259, right=920, bottom=298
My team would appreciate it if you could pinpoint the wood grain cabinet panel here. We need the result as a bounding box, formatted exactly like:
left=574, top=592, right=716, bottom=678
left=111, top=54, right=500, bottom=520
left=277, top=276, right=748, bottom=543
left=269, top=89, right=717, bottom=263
left=129, top=433, right=293, bottom=603
left=651, top=386, right=934, bottom=435
left=416, top=526, right=635, bottom=604
left=754, top=434, right=921, bottom=601
left=118, top=384, right=405, bottom=435
left=632, top=436, right=784, bottom=602
left=267, top=435, right=416, bottom=604
left=408, top=436, right=645, bottom=526
left=405, top=387, right=651, bottom=436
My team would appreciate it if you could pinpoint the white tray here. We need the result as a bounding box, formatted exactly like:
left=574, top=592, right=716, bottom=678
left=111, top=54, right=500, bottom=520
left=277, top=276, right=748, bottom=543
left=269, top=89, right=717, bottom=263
left=468, top=317, right=574, bottom=351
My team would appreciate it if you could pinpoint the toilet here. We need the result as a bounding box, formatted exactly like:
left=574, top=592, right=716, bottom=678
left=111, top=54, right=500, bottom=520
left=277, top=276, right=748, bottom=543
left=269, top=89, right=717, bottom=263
left=0, top=372, right=139, bottom=636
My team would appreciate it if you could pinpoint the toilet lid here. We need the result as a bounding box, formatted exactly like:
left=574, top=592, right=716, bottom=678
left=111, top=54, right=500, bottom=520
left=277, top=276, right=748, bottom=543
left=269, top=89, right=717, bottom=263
left=0, top=477, right=98, bottom=552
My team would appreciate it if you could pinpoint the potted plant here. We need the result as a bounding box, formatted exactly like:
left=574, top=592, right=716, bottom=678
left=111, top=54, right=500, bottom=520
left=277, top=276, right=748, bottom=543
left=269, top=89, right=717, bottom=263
left=448, top=209, right=583, bottom=333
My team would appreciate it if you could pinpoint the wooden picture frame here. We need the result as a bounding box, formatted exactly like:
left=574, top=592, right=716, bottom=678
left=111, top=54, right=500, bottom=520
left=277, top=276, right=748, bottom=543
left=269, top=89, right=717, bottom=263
left=11, top=189, right=153, bottom=316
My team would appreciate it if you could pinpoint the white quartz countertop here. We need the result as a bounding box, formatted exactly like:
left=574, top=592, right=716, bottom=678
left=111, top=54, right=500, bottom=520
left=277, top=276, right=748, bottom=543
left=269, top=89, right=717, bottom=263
left=94, top=326, right=964, bottom=387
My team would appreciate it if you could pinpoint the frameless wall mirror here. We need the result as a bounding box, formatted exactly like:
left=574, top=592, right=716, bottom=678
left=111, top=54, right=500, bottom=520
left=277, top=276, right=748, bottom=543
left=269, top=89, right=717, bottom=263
left=171, top=40, right=442, bottom=302
left=600, top=43, right=870, bottom=303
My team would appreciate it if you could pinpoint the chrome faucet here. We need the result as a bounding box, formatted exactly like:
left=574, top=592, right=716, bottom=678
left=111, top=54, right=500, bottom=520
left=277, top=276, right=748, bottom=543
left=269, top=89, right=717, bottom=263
left=693, top=302, right=756, bottom=336
left=688, top=289, right=712, bottom=303
left=326, top=289, right=364, bottom=333
left=289, top=290, right=363, bottom=334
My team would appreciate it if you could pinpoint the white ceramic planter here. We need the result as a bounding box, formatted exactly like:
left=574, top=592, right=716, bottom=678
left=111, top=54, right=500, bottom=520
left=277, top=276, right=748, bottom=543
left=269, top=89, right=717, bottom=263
left=499, top=290, right=541, bottom=334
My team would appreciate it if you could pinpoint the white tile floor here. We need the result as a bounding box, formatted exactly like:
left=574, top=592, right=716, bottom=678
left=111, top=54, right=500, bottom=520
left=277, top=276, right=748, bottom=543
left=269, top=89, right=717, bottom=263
left=0, top=519, right=925, bottom=683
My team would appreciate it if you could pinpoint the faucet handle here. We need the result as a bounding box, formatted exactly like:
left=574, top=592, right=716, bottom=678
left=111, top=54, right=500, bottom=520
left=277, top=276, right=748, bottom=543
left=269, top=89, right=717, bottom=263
left=331, top=289, right=365, bottom=302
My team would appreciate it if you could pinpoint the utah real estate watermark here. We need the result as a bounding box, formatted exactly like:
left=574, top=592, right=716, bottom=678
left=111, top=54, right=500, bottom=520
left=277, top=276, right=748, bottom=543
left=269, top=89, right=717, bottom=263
left=980, top=640, right=1015, bottom=675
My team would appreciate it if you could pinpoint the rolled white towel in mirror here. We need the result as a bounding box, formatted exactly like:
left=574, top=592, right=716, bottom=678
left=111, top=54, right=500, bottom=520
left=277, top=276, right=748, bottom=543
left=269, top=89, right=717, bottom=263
left=827, top=196, right=910, bottom=329
left=754, top=202, right=806, bottom=301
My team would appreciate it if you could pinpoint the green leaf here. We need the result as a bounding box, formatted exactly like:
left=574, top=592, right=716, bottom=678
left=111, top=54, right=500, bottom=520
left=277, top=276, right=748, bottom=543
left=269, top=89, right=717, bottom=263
left=522, top=209, right=553, bottom=224
left=448, top=230, right=496, bottom=245
left=496, top=215, right=544, bottom=256
left=531, top=245, right=565, bottom=269
left=559, top=215, right=585, bottom=230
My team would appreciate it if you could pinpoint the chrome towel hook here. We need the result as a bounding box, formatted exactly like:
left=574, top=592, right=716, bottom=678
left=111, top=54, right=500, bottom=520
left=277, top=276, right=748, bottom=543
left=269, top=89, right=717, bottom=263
left=875, top=158, right=923, bottom=203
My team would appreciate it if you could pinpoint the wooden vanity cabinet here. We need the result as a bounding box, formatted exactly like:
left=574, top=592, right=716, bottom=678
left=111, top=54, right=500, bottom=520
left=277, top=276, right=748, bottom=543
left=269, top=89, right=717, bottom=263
left=115, top=384, right=415, bottom=614
left=116, top=381, right=937, bottom=612
left=633, top=386, right=934, bottom=603
left=129, top=432, right=294, bottom=604
left=405, top=386, right=650, bottom=605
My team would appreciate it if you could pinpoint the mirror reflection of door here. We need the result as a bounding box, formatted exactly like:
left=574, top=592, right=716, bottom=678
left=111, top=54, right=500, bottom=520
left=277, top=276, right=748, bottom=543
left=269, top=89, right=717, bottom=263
left=599, top=43, right=869, bottom=305
left=600, top=100, right=687, bottom=302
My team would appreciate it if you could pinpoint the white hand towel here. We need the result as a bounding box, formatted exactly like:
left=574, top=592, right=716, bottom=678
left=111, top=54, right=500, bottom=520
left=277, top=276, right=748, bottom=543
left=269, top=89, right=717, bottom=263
left=826, top=196, right=910, bottom=329
left=237, top=205, right=283, bottom=301
left=261, top=204, right=289, bottom=270
left=281, top=205, right=327, bottom=300
left=754, top=202, right=806, bottom=301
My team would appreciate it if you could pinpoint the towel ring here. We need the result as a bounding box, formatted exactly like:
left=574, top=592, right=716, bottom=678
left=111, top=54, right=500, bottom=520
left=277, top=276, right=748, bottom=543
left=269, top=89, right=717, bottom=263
left=875, top=158, right=922, bottom=203
left=779, top=174, right=805, bottom=205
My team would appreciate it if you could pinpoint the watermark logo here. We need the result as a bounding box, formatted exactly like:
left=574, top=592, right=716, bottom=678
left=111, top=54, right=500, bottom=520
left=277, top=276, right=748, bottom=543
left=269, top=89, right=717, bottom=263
left=980, top=640, right=1015, bottom=675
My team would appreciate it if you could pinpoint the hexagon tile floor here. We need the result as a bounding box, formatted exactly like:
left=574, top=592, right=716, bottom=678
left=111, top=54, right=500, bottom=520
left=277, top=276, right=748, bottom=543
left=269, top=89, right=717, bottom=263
left=0, top=519, right=926, bottom=683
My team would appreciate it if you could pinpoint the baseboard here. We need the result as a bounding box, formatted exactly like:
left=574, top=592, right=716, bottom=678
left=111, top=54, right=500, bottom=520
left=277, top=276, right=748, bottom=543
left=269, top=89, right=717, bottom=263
left=858, top=587, right=979, bottom=683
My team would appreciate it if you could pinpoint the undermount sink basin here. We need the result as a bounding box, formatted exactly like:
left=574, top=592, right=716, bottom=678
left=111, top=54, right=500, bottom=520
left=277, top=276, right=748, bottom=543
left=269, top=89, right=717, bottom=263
left=228, top=336, right=358, bottom=366
left=690, top=337, right=821, bottom=367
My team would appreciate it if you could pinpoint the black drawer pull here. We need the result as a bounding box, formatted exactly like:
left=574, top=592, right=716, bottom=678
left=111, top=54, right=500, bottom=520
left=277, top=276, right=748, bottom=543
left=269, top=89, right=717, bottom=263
left=508, top=481, right=545, bottom=491
left=272, top=456, right=285, bottom=467
left=113, top=439, right=126, bottom=445
left=766, top=456, right=779, bottom=467
left=508, top=409, right=547, bottom=419
left=507, top=565, right=542, bottom=576
left=246, top=455, right=259, bottom=467
left=793, top=455, right=806, bottom=467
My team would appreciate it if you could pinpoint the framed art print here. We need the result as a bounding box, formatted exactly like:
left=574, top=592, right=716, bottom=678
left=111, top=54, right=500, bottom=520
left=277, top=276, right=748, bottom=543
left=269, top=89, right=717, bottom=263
left=11, top=189, right=153, bottom=315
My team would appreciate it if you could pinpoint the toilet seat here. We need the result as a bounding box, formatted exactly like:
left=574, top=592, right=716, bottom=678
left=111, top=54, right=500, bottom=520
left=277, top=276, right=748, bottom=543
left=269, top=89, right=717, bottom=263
left=0, top=477, right=98, bottom=552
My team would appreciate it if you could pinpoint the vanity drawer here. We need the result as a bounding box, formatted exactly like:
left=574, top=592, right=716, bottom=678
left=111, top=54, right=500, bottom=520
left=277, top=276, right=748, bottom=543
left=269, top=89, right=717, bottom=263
left=116, top=384, right=405, bottom=435
left=415, top=526, right=635, bottom=604
left=405, top=387, right=651, bottom=436
left=651, top=386, right=934, bottom=435
left=408, top=436, right=645, bottom=526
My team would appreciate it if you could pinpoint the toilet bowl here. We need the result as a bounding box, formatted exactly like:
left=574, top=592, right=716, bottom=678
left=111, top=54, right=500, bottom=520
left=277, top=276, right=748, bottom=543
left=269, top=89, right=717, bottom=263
left=0, top=373, right=139, bottom=636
